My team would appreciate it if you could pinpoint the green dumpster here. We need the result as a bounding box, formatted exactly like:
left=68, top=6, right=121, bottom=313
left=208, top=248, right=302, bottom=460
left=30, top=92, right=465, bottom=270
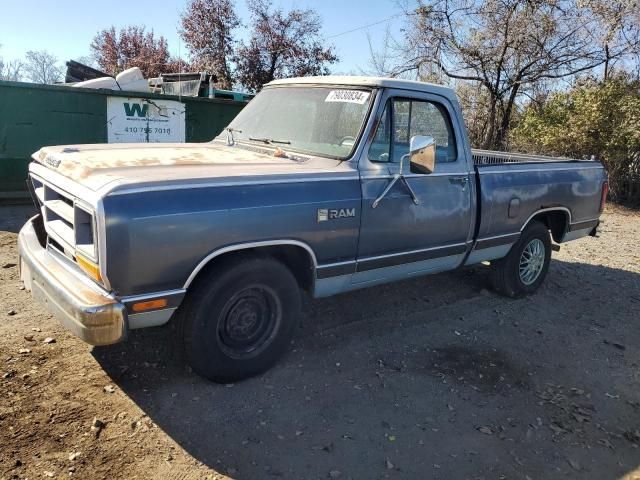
left=0, top=80, right=247, bottom=198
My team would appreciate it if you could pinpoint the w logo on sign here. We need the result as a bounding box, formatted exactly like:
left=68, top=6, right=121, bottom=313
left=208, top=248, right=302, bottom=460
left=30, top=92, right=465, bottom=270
left=123, top=102, right=149, bottom=118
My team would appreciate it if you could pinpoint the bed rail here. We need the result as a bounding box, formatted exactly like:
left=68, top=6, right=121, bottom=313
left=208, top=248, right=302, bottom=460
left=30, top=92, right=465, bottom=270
left=472, top=149, right=595, bottom=166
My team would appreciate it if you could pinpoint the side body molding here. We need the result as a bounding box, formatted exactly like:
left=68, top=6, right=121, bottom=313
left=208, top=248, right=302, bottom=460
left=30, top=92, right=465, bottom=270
left=183, top=239, right=319, bottom=289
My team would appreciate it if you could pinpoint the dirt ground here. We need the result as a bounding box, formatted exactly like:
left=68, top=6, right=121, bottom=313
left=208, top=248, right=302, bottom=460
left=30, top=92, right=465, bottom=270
left=1, top=203, right=639, bottom=480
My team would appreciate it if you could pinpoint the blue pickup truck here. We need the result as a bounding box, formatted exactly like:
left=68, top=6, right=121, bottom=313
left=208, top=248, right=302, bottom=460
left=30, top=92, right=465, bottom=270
left=19, top=76, right=608, bottom=382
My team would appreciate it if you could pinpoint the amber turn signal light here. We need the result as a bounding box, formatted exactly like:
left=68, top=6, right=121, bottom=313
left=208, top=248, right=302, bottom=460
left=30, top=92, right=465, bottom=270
left=132, top=299, right=168, bottom=312
left=76, top=253, right=102, bottom=283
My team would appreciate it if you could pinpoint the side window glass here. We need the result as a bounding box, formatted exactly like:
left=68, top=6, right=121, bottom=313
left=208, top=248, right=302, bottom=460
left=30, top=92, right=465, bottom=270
left=409, top=101, right=457, bottom=163
left=367, top=102, right=391, bottom=162
left=368, top=98, right=458, bottom=164
left=391, top=100, right=410, bottom=162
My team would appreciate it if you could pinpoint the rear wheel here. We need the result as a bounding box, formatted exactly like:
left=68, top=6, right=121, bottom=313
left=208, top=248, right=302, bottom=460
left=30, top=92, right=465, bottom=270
left=178, top=255, right=301, bottom=383
left=490, top=220, right=551, bottom=297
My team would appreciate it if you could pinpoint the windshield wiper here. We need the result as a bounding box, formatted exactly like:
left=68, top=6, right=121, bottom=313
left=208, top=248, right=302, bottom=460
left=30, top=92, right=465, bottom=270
left=248, top=137, right=291, bottom=145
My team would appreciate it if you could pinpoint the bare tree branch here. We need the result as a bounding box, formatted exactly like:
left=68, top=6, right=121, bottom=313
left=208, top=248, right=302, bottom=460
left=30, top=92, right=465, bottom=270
left=24, top=50, right=61, bottom=84
left=378, top=0, right=640, bottom=148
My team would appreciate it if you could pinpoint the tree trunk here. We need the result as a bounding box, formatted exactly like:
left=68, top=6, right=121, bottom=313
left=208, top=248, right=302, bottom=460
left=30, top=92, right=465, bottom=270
left=481, top=95, right=499, bottom=149
left=267, top=53, right=279, bottom=83
left=496, top=84, right=520, bottom=148
left=220, top=62, right=233, bottom=90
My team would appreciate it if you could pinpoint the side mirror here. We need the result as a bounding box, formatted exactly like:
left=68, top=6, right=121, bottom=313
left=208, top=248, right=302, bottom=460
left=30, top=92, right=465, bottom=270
left=409, top=135, right=436, bottom=174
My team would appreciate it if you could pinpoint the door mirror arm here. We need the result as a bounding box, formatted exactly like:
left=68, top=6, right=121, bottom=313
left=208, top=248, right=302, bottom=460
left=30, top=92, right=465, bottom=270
left=372, top=172, right=401, bottom=209
left=400, top=171, right=420, bottom=205
left=372, top=140, right=427, bottom=208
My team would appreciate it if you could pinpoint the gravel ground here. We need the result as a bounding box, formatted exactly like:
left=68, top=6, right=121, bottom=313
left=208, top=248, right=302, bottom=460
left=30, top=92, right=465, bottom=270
left=1, top=203, right=639, bottom=480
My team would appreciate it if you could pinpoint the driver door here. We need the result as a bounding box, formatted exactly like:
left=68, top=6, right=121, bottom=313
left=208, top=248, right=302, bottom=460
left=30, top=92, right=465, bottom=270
left=353, top=90, right=474, bottom=285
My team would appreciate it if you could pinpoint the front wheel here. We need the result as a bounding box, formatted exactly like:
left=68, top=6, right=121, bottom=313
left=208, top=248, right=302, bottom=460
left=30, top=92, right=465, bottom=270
left=178, top=255, right=301, bottom=383
left=490, top=220, right=551, bottom=298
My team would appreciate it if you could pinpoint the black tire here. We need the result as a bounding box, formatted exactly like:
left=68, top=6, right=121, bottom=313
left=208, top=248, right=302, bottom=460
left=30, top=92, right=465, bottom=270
left=178, top=255, right=301, bottom=383
left=490, top=220, right=552, bottom=298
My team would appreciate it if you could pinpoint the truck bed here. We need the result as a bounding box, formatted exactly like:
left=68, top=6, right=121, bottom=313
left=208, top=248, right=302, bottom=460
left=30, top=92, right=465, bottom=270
left=470, top=152, right=605, bottom=258
left=472, top=149, right=596, bottom=166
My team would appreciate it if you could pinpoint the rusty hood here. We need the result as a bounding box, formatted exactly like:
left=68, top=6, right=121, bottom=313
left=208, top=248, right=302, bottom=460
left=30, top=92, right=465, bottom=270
left=32, top=142, right=344, bottom=192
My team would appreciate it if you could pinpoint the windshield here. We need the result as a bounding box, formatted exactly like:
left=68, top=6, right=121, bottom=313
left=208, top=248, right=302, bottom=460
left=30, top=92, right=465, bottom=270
left=222, top=86, right=374, bottom=159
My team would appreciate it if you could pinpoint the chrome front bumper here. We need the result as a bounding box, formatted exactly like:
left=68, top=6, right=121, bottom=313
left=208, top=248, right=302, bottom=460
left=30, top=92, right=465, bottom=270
left=18, top=216, right=127, bottom=346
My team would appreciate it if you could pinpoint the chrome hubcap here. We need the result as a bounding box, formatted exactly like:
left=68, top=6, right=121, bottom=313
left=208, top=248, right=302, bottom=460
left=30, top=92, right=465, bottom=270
left=519, top=239, right=545, bottom=285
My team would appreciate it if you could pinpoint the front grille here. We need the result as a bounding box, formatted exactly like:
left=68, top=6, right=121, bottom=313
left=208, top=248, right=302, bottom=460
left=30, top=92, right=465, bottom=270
left=30, top=174, right=97, bottom=262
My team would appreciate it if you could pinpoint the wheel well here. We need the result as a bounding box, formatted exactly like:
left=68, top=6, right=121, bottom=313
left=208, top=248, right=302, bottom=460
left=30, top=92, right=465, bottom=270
left=526, top=210, right=569, bottom=242
left=187, top=245, right=315, bottom=293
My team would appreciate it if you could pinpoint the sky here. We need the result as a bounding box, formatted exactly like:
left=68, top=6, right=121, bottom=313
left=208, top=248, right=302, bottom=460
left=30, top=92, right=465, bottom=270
left=0, top=0, right=406, bottom=75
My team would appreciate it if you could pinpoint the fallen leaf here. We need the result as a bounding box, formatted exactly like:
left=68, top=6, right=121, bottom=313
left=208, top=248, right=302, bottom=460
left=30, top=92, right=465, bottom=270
left=603, top=339, right=626, bottom=351
left=549, top=422, right=567, bottom=435
left=273, top=147, right=288, bottom=158
left=624, top=430, right=640, bottom=444
left=91, top=417, right=105, bottom=437
left=567, top=458, right=580, bottom=471
left=572, top=413, right=590, bottom=423
left=68, top=452, right=81, bottom=461
left=312, top=442, right=334, bottom=452
left=598, top=438, right=614, bottom=449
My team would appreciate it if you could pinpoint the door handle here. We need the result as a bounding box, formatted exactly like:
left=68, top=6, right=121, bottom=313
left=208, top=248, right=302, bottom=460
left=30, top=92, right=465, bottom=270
left=449, top=176, right=468, bottom=190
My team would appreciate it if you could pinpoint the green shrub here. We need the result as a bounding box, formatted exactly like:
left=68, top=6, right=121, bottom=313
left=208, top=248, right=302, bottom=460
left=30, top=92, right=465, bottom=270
left=511, top=76, right=640, bottom=206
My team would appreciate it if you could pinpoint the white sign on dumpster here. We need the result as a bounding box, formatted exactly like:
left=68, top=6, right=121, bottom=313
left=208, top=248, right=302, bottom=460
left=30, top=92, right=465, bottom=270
left=106, top=97, right=186, bottom=143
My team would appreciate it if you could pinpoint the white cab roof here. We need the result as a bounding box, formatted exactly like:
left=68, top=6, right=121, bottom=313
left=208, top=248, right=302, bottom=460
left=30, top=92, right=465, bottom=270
left=266, top=75, right=456, bottom=100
